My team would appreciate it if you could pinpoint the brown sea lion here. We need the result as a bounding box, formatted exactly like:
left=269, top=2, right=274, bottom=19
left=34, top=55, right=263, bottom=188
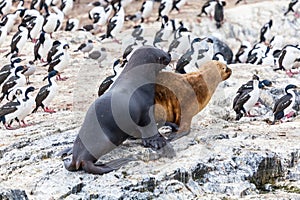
left=154, top=60, right=232, bottom=140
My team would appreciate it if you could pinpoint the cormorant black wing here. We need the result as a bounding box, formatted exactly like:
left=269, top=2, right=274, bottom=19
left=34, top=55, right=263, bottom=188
left=0, top=101, right=20, bottom=117
left=35, top=85, right=50, bottom=106
left=0, top=64, right=12, bottom=85
left=98, top=77, right=113, bottom=96
left=233, top=92, right=251, bottom=112
left=236, top=80, right=254, bottom=94
left=273, top=94, right=292, bottom=114
left=168, top=39, right=180, bottom=52
left=176, top=50, right=192, bottom=72
left=106, top=19, right=117, bottom=37
left=48, top=52, right=63, bottom=72
left=11, top=32, right=22, bottom=53
left=1, top=76, right=17, bottom=94
left=77, top=43, right=86, bottom=51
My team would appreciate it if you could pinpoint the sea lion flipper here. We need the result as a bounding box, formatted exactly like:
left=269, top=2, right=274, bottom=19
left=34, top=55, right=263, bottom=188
left=167, top=130, right=190, bottom=141
left=82, top=158, right=136, bottom=174
left=142, top=133, right=176, bottom=158
left=81, top=160, right=116, bottom=175
left=57, top=147, right=73, bottom=158
left=96, top=157, right=136, bottom=170
left=142, top=133, right=167, bottom=150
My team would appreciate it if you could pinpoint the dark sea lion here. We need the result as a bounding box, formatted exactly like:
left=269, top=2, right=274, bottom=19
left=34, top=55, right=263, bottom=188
left=63, top=46, right=173, bottom=174
left=154, top=60, right=232, bottom=140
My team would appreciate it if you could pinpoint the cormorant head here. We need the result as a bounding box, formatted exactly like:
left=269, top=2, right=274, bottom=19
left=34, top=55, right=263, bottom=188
left=179, top=27, right=189, bottom=33
left=15, top=89, right=23, bottom=97
left=193, top=38, right=202, bottom=42
left=43, top=70, right=58, bottom=81
left=162, top=15, right=169, bottom=24
left=52, top=40, right=61, bottom=46
left=15, top=66, right=25, bottom=73
left=63, top=44, right=70, bottom=50
left=26, top=86, right=35, bottom=93
left=252, top=74, right=260, bottom=81
left=133, top=25, right=141, bottom=29
left=285, top=84, right=298, bottom=93
left=113, top=59, right=122, bottom=67
left=259, top=79, right=272, bottom=89
left=206, top=38, right=214, bottom=44
left=11, top=56, right=23, bottom=64
left=49, top=70, right=58, bottom=78
left=268, top=19, right=273, bottom=27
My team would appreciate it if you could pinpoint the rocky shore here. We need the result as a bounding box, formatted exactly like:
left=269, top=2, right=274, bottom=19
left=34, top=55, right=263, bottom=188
left=0, top=0, right=300, bottom=199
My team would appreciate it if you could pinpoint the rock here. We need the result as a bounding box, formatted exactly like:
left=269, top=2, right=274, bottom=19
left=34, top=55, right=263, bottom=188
left=58, top=182, right=84, bottom=199
left=289, top=150, right=300, bottom=168
left=0, top=187, right=28, bottom=200
left=123, top=177, right=157, bottom=193
left=167, top=168, right=189, bottom=184
left=212, top=133, right=229, bottom=140
left=191, top=163, right=215, bottom=181
left=236, top=152, right=284, bottom=190
left=185, top=179, right=203, bottom=196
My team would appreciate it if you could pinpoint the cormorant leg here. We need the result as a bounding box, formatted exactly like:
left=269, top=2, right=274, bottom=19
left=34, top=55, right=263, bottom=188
left=5, top=124, right=14, bottom=130
left=21, top=120, right=29, bottom=127
left=286, top=70, right=295, bottom=77
left=113, top=38, right=121, bottom=44
left=246, top=111, right=258, bottom=117
left=56, top=74, right=68, bottom=81
left=44, top=107, right=56, bottom=113
left=254, top=102, right=262, bottom=107
left=285, top=111, right=295, bottom=118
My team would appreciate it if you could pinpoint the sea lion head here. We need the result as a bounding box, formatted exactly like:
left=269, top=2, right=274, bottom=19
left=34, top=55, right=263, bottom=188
left=197, top=60, right=231, bottom=83
left=122, top=46, right=171, bottom=74
left=210, top=60, right=232, bottom=81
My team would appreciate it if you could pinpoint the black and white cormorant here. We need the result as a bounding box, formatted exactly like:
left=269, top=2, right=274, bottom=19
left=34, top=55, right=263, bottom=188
left=272, top=84, right=300, bottom=124
left=32, top=70, right=59, bottom=113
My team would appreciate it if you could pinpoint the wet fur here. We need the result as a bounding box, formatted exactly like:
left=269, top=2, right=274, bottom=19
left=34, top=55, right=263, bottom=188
left=63, top=46, right=172, bottom=174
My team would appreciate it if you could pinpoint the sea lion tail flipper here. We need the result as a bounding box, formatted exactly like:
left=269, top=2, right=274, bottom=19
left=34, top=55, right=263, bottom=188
left=96, top=157, right=136, bottom=170
left=81, top=160, right=115, bottom=174
left=82, top=158, right=135, bottom=175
